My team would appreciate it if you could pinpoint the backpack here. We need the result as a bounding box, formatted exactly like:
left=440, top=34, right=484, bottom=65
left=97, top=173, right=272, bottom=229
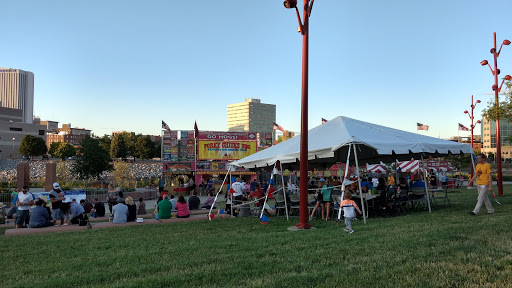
left=78, top=213, right=89, bottom=226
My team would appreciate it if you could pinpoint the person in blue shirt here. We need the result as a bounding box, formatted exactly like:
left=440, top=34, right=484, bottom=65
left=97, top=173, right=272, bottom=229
left=158, top=176, right=165, bottom=193
left=68, top=199, right=85, bottom=225
left=411, top=175, right=426, bottom=188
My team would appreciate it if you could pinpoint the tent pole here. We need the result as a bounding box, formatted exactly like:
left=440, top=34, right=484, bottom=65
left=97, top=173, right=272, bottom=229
left=230, top=170, right=233, bottom=218
left=208, top=166, right=231, bottom=220
left=353, top=143, right=367, bottom=224
left=421, top=154, right=432, bottom=213
left=260, top=162, right=277, bottom=219
left=279, top=162, right=289, bottom=221
left=338, top=144, right=352, bottom=223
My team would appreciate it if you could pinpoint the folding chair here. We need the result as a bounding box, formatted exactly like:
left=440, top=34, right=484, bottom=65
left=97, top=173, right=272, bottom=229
left=288, top=194, right=300, bottom=216
left=410, top=187, right=427, bottom=210
left=274, top=194, right=287, bottom=216
left=432, top=185, right=451, bottom=207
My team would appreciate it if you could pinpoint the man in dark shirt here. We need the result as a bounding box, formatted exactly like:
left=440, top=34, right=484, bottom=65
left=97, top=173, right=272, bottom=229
left=188, top=191, right=200, bottom=210
left=49, top=182, right=66, bottom=226
left=90, top=198, right=106, bottom=218
left=80, top=199, right=93, bottom=213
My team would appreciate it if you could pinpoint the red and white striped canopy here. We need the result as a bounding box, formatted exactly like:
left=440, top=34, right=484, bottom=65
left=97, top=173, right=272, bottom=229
left=397, top=160, right=452, bottom=173
left=366, top=164, right=388, bottom=174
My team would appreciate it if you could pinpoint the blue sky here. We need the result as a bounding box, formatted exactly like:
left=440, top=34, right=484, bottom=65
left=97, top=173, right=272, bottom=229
left=1, top=0, right=511, bottom=138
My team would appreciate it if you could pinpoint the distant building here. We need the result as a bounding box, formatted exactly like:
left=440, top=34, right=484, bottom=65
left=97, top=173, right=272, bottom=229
left=481, top=117, right=512, bottom=162
left=33, top=117, right=59, bottom=133
left=449, top=135, right=482, bottom=151
left=46, top=123, right=91, bottom=150
left=0, top=107, right=46, bottom=159
left=281, top=130, right=295, bottom=142
left=0, top=68, right=34, bottom=123
left=227, top=98, right=276, bottom=133
left=112, top=131, right=134, bottom=136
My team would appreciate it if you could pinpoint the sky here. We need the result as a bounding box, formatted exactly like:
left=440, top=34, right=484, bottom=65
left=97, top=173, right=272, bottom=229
left=1, top=0, right=511, bottom=139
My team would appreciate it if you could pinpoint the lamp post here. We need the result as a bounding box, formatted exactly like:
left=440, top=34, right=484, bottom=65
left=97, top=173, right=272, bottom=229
left=464, top=95, right=481, bottom=186
left=11, top=137, right=15, bottom=160
left=283, top=0, right=314, bottom=229
left=480, top=32, right=511, bottom=196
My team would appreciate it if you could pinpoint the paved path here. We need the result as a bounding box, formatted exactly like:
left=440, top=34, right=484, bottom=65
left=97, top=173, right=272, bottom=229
left=4, top=213, right=231, bottom=237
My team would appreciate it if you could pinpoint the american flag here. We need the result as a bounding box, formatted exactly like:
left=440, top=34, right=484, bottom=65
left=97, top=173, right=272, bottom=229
left=321, top=118, right=328, bottom=124
left=417, top=123, right=429, bottom=131
left=458, top=123, right=469, bottom=131
left=162, top=120, right=171, bottom=132
left=273, top=122, right=285, bottom=132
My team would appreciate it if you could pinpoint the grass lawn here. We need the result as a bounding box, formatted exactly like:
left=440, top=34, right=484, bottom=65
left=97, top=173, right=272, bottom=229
left=1, top=187, right=512, bottom=287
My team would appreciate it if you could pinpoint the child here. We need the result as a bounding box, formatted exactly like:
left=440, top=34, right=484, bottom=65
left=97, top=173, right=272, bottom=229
left=341, top=190, right=362, bottom=234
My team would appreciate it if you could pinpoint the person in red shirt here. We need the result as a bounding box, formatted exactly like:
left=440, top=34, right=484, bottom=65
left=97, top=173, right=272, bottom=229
left=249, top=184, right=265, bottom=206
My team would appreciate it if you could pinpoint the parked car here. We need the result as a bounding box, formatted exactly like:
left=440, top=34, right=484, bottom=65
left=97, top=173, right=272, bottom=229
left=67, top=156, right=77, bottom=160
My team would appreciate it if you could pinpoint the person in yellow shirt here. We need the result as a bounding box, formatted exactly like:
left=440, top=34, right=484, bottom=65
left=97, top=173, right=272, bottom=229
left=387, top=174, right=395, bottom=186
left=468, top=154, right=494, bottom=215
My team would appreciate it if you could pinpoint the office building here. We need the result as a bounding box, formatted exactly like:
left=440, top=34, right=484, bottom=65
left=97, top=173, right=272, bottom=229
left=0, top=107, right=46, bottom=159
left=449, top=135, right=482, bottom=151
left=227, top=98, right=276, bottom=133
left=0, top=68, right=34, bottom=123
left=481, top=117, right=512, bottom=162
left=46, top=124, right=91, bottom=150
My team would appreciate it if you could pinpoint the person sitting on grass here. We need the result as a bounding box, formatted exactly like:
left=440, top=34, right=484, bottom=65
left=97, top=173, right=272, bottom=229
left=112, top=198, right=128, bottom=224
left=137, top=198, right=146, bottom=215
left=201, top=192, right=216, bottom=209
left=90, top=198, right=105, bottom=218
left=156, top=194, right=172, bottom=220
left=28, top=199, right=54, bottom=228
left=80, top=199, right=93, bottom=214
left=125, top=196, right=137, bottom=222
left=188, top=191, right=201, bottom=210
left=341, top=190, right=362, bottom=234
left=68, top=199, right=85, bottom=225
left=170, top=195, right=177, bottom=212
left=175, top=195, right=190, bottom=218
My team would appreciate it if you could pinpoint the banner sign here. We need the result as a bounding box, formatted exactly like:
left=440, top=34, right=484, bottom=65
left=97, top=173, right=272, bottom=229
left=32, top=191, right=87, bottom=204
left=198, top=141, right=257, bottom=160
left=197, top=132, right=257, bottom=141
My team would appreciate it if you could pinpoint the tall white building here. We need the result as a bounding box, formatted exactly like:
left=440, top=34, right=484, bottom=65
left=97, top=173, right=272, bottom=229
left=227, top=98, right=276, bottom=133
left=0, top=68, right=34, bottom=123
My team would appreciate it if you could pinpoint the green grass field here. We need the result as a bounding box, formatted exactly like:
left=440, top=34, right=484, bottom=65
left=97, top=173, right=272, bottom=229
left=1, top=187, right=512, bottom=288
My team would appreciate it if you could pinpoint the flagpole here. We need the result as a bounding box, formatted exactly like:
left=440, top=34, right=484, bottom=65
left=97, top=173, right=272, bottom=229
left=161, top=126, right=164, bottom=176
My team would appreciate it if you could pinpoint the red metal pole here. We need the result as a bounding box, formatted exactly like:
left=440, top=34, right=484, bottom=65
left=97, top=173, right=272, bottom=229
left=493, top=32, right=504, bottom=196
left=297, top=0, right=311, bottom=229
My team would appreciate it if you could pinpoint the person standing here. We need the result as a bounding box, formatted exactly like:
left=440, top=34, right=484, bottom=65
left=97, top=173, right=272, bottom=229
left=468, top=154, right=494, bottom=216
left=107, top=184, right=118, bottom=215
left=340, top=190, right=362, bottom=234
left=158, top=176, right=165, bottom=193
left=15, top=186, right=34, bottom=229
left=49, top=182, right=65, bottom=226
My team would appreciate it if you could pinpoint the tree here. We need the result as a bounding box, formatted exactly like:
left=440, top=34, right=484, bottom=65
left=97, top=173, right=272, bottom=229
left=110, top=133, right=128, bottom=160
left=18, top=135, right=47, bottom=159
left=154, top=141, right=161, bottom=158
left=98, top=135, right=111, bottom=154
left=48, top=142, right=76, bottom=160
left=72, top=135, right=113, bottom=179
left=134, top=135, right=154, bottom=163
left=482, top=81, right=512, bottom=121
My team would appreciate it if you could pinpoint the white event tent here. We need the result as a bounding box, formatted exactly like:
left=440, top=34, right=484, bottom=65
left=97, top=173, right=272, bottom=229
left=230, top=116, right=473, bottom=222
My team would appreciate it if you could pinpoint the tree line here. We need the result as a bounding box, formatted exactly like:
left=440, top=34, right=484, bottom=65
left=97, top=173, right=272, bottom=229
left=17, top=132, right=162, bottom=180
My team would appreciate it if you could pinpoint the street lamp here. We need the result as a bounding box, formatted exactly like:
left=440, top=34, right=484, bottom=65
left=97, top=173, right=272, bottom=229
left=464, top=95, right=482, bottom=185
left=480, top=32, right=510, bottom=196
left=12, top=138, right=15, bottom=160
left=283, top=0, right=315, bottom=229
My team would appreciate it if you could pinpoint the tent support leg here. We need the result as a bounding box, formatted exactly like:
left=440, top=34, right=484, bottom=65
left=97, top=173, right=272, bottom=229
left=353, top=143, right=367, bottom=224
left=421, top=154, right=432, bottom=213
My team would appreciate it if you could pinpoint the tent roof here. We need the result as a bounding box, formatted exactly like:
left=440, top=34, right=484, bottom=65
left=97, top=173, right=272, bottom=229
left=231, top=116, right=473, bottom=169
